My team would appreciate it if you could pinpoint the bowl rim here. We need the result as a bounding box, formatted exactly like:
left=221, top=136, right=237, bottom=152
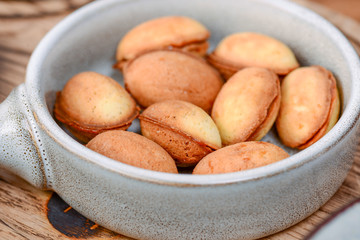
left=26, top=0, right=360, bottom=186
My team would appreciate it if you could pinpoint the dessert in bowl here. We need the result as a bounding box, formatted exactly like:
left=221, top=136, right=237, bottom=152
left=0, top=0, right=359, bottom=239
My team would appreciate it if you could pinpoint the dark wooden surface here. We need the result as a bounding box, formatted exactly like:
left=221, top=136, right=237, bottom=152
left=0, top=0, right=360, bottom=239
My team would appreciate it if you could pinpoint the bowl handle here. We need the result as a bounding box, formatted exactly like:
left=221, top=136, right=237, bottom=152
left=0, top=84, right=48, bottom=189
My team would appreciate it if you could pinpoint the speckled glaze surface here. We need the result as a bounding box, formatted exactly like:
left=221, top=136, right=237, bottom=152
left=0, top=0, right=360, bottom=239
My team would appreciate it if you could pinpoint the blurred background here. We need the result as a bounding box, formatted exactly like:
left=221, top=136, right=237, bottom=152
left=1, top=0, right=359, bottom=102
left=311, top=0, right=360, bottom=21
left=0, top=0, right=359, bottom=239
left=0, top=0, right=359, bottom=21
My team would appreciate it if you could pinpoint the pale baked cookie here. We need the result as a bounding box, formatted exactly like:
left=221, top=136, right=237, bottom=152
left=276, top=65, right=340, bottom=149
left=87, top=130, right=178, bottom=173
left=54, top=72, right=139, bottom=143
left=123, top=50, right=223, bottom=112
left=193, top=141, right=289, bottom=174
left=114, top=16, right=210, bottom=70
left=139, top=100, right=221, bottom=167
left=211, top=67, right=281, bottom=146
left=207, top=32, right=299, bottom=79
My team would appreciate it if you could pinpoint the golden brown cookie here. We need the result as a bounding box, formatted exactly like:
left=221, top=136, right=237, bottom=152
left=276, top=66, right=340, bottom=149
left=123, top=50, right=223, bottom=112
left=207, top=32, right=299, bottom=79
left=54, top=72, right=139, bottom=143
left=139, top=100, right=222, bottom=167
left=86, top=130, right=178, bottom=173
left=193, top=141, right=289, bottom=174
left=211, top=67, right=281, bottom=146
left=114, top=16, right=210, bottom=70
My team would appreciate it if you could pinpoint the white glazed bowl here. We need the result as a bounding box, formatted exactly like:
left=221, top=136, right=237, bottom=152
left=1, top=0, right=360, bottom=239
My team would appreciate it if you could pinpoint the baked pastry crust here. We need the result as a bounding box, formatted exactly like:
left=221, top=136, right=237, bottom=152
left=193, top=141, right=289, bottom=174
left=207, top=32, right=299, bottom=79
left=54, top=72, right=139, bottom=143
left=212, top=67, right=281, bottom=145
left=140, top=100, right=221, bottom=167
left=276, top=65, right=340, bottom=149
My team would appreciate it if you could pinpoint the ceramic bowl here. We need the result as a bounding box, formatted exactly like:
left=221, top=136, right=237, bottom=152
left=306, top=198, right=360, bottom=240
left=0, top=0, right=360, bottom=239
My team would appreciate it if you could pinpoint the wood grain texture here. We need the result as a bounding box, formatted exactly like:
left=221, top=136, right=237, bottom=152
left=309, top=0, right=360, bottom=22
left=0, top=169, right=131, bottom=239
left=0, top=0, right=91, bottom=18
left=0, top=0, right=360, bottom=239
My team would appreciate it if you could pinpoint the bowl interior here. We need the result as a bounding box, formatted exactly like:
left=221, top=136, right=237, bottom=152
left=26, top=0, right=360, bottom=182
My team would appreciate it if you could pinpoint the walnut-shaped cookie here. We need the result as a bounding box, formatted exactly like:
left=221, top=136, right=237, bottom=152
left=114, top=16, right=210, bottom=70
left=139, top=100, right=222, bottom=167
left=87, top=130, right=178, bottom=173
left=207, top=32, right=299, bottom=79
left=193, top=141, right=289, bottom=174
left=276, top=66, right=340, bottom=149
left=212, top=67, right=281, bottom=146
left=123, top=50, right=223, bottom=112
left=54, top=72, right=139, bottom=143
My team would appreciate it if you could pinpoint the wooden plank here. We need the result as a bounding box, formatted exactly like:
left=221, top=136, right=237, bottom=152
left=0, top=0, right=359, bottom=239
left=0, top=169, right=130, bottom=239
left=0, top=0, right=91, bottom=18
left=309, top=0, right=360, bottom=22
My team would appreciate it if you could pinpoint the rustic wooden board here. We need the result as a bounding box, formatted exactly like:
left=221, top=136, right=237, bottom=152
left=0, top=0, right=359, bottom=239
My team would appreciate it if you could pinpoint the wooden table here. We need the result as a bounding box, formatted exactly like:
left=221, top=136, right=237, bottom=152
left=0, top=0, right=360, bottom=239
